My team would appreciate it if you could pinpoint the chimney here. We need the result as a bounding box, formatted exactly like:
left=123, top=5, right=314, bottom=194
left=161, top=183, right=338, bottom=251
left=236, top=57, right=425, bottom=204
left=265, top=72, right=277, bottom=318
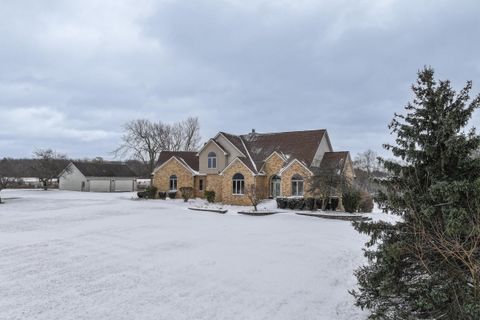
left=251, top=129, right=255, bottom=134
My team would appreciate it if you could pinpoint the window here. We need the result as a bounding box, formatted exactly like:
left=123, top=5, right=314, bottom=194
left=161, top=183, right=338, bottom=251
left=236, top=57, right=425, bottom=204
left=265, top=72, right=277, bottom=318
left=199, top=179, right=204, bottom=191
left=232, top=173, right=245, bottom=195
left=207, top=152, right=217, bottom=168
left=291, top=174, right=304, bottom=196
left=169, top=175, right=177, bottom=191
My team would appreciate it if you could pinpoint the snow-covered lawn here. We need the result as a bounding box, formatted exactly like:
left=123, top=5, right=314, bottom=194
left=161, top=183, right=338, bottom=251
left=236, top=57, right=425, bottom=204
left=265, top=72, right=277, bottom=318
left=0, top=189, right=389, bottom=320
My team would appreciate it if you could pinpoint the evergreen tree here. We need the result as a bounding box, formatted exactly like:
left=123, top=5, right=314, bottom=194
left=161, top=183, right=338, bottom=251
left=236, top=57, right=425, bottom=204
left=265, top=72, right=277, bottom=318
left=351, top=67, right=480, bottom=319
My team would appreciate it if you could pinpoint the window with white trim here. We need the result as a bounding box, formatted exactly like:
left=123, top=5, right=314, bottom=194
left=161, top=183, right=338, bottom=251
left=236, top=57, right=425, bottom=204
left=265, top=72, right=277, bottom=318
left=232, top=173, right=245, bottom=195
left=169, top=175, right=177, bottom=191
left=207, top=152, right=217, bottom=169
left=291, top=174, right=304, bottom=196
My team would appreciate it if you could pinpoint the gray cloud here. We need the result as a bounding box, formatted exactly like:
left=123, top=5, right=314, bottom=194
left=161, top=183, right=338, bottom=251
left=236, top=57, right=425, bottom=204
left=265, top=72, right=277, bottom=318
left=1, top=0, right=479, bottom=159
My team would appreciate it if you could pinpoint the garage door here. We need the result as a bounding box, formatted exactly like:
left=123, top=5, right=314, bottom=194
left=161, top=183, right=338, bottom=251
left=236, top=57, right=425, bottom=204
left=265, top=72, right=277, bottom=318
left=89, top=180, right=111, bottom=192
left=115, top=180, right=133, bottom=192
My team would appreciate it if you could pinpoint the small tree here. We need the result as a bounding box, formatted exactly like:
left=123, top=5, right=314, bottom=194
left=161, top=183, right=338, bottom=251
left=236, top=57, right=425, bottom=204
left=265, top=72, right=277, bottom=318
left=245, top=183, right=263, bottom=211
left=33, top=149, right=69, bottom=190
left=309, top=161, right=350, bottom=210
left=179, top=187, right=194, bottom=202
left=342, top=187, right=361, bottom=213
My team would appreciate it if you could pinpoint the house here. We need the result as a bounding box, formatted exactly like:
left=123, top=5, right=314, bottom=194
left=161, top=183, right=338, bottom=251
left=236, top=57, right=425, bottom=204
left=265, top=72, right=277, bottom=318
left=59, top=162, right=138, bottom=192
left=152, top=129, right=354, bottom=207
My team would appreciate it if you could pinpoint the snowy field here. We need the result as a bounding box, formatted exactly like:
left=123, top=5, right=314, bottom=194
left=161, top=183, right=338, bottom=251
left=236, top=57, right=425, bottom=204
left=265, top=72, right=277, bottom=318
left=0, top=189, right=392, bottom=320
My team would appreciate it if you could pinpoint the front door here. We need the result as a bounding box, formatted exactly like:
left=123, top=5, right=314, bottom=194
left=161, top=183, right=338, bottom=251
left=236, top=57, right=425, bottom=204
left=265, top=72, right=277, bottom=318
left=271, top=176, right=281, bottom=198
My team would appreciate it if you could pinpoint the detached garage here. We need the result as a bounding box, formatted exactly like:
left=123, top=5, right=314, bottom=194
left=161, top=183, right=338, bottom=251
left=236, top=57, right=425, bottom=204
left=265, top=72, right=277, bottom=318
left=59, top=161, right=138, bottom=192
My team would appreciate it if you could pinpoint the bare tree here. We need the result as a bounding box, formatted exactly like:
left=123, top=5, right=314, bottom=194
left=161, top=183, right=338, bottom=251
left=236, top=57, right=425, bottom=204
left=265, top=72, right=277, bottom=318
left=181, top=117, right=201, bottom=151
left=354, top=149, right=380, bottom=193
left=0, top=159, right=14, bottom=202
left=113, top=117, right=201, bottom=176
left=32, top=149, right=69, bottom=190
left=245, top=183, right=263, bottom=211
left=309, top=160, right=350, bottom=210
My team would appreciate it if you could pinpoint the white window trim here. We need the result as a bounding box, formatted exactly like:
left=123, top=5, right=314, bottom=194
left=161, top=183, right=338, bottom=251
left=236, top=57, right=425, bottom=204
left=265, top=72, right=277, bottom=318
left=232, top=175, right=245, bottom=195
left=208, top=153, right=217, bottom=169
left=291, top=177, right=304, bottom=196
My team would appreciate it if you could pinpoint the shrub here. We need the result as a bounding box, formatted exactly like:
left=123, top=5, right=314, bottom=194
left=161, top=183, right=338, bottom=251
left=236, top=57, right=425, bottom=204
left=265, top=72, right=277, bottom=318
left=304, top=197, right=315, bottom=211
left=342, top=188, right=361, bottom=213
left=204, top=190, right=215, bottom=203
left=145, top=186, right=158, bottom=199
left=179, top=187, right=194, bottom=202
left=168, top=191, right=177, bottom=199
left=137, top=191, right=146, bottom=199
left=358, top=191, right=374, bottom=213
left=315, top=198, right=324, bottom=210
left=276, top=198, right=287, bottom=209
left=158, top=191, right=167, bottom=200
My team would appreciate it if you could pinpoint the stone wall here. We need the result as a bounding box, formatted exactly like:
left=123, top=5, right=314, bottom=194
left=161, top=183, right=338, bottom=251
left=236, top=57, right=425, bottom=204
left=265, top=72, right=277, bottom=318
left=205, top=174, right=223, bottom=202
left=220, top=160, right=256, bottom=206
left=152, top=159, right=194, bottom=197
left=261, top=153, right=286, bottom=197
left=280, top=161, right=313, bottom=197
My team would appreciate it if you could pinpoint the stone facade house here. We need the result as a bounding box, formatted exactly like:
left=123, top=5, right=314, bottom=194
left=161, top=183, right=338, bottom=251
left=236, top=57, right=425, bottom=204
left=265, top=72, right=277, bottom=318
left=152, top=129, right=354, bottom=206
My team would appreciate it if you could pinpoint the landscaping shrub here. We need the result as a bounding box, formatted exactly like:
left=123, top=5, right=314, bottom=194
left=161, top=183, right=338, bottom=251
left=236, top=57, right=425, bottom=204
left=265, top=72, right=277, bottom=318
left=315, top=198, right=324, bottom=210
left=342, top=188, right=361, bottom=213
left=304, top=197, right=315, bottom=211
left=276, top=198, right=287, bottom=209
left=179, top=187, right=194, bottom=202
left=137, top=191, right=146, bottom=199
left=331, top=198, right=339, bottom=211
left=168, top=191, right=177, bottom=199
left=145, top=186, right=157, bottom=199
left=204, top=190, right=215, bottom=203
left=358, top=191, right=374, bottom=213
left=158, top=191, right=167, bottom=200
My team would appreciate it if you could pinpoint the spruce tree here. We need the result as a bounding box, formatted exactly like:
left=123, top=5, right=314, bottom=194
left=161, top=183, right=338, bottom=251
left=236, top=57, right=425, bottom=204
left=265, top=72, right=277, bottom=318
left=351, top=67, right=480, bottom=319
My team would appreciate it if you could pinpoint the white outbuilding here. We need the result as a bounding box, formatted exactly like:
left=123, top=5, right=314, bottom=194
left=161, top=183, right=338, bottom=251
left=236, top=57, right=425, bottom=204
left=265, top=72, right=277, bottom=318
left=59, top=162, right=138, bottom=192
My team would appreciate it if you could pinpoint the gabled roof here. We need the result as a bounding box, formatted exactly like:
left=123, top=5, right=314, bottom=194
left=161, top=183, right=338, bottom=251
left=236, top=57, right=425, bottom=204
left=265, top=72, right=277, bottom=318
left=196, top=139, right=228, bottom=156
left=156, top=151, right=199, bottom=171
left=218, top=129, right=326, bottom=173
left=72, top=161, right=137, bottom=178
left=313, top=151, right=351, bottom=175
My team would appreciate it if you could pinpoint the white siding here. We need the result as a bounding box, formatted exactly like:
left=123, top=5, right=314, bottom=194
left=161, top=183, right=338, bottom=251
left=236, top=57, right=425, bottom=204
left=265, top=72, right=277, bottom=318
left=311, top=134, right=333, bottom=167
left=114, top=179, right=135, bottom=192
left=88, top=180, right=111, bottom=192
left=59, top=164, right=87, bottom=191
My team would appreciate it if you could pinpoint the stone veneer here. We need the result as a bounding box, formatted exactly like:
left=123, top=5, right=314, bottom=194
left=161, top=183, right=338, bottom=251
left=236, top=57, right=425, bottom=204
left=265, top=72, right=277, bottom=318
left=261, top=153, right=287, bottom=197
left=280, top=161, right=313, bottom=197
left=152, top=158, right=194, bottom=197
left=220, top=159, right=256, bottom=206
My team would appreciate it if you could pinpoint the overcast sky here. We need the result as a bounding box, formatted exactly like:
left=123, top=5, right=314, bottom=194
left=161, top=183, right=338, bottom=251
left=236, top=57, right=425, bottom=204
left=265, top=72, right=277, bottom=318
left=1, top=0, right=479, bottom=160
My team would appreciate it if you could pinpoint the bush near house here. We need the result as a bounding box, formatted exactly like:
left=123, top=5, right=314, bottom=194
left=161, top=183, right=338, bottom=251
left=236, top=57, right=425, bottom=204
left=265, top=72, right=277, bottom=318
left=342, top=188, right=361, bottom=213
left=137, top=191, right=146, bottom=199
left=168, top=191, right=177, bottom=199
left=145, top=186, right=158, bottom=199
left=158, top=191, right=167, bottom=200
left=204, top=190, right=215, bottom=203
left=358, top=191, right=374, bottom=213
left=179, top=187, right=194, bottom=202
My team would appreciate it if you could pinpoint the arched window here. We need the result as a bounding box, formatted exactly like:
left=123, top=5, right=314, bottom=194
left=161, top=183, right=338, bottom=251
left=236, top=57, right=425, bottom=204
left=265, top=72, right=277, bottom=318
left=232, top=173, right=245, bottom=195
left=208, top=152, right=217, bottom=169
left=291, top=174, right=304, bottom=196
left=169, top=175, right=177, bottom=191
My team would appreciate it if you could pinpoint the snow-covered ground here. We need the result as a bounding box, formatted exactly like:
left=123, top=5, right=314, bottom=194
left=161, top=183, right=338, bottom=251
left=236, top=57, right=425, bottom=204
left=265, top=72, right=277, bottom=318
left=0, top=189, right=393, bottom=320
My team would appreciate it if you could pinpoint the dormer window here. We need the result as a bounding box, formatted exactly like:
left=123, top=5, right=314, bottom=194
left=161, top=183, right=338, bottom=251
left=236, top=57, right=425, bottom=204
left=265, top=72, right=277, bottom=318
left=208, top=152, right=217, bottom=169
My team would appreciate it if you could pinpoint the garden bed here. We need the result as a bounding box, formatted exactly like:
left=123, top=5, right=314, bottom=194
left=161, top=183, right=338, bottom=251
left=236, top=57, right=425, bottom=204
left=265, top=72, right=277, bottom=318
left=295, top=212, right=371, bottom=221
left=188, top=207, right=228, bottom=214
